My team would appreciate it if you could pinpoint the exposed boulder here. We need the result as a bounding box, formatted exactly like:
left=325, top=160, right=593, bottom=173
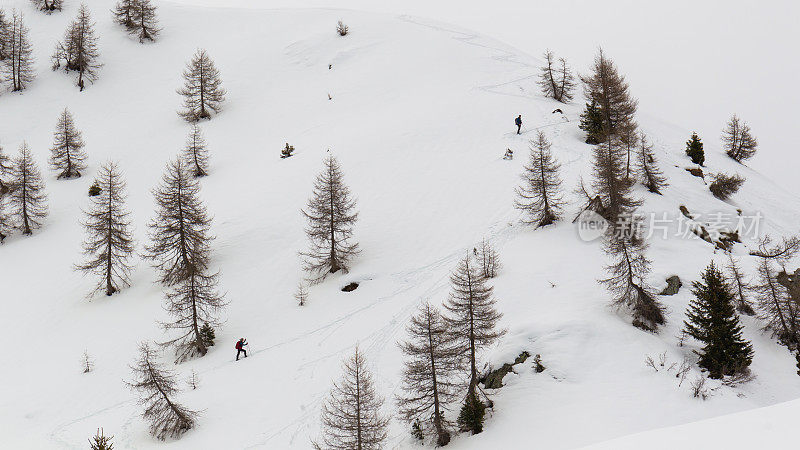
left=660, top=275, right=682, bottom=295
left=480, top=351, right=540, bottom=389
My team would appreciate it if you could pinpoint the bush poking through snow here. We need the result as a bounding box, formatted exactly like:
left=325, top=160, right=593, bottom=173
left=31, top=0, right=62, bottom=14
left=709, top=173, right=745, bottom=200
left=295, top=282, right=308, bottom=306
left=457, top=396, right=487, bottom=434
left=281, top=143, right=295, bottom=159
left=691, top=376, right=709, bottom=400
left=336, top=20, right=349, bottom=36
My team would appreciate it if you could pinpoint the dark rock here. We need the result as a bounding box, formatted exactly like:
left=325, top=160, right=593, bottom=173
left=686, top=167, right=705, bottom=179
left=660, top=275, right=682, bottom=295
left=481, top=351, right=539, bottom=389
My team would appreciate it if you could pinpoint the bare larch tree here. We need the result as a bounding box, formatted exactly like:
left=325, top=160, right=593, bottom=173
left=177, top=49, right=225, bottom=122
left=320, top=347, right=388, bottom=450
left=443, top=255, right=504, bottom=434
left=52, top=4, right=101, bottom=91
left=126, top=342, right=197, bottom=440
left=723, top=114, right=758, bottom=162
left=600, top=224, right=665, bottom=332
left=49, top=108, right=87, bottom=179
left=537, top=49, right=575, bottom=103
left=9, top=142, right=47, bottom=235
left=580, top=48, right=638, bottom=138
left=475, top=238, right=501, bottom=279
left=589, top=135, right=641, bottom=221
left=31, top=0, right=63, bottom=14
left=726, top=252, right=755, bottom=315
left=397, top=302, right=460, bottom=447
left=515, top=131, right=564, bottom=227
left=145, top=159, right=224, bottom=361
left=753, top=237, right=800, bottom=348
left=636, top=132, right=667, bottom=194
left=130, top=0, right=159, bottom=43
left=76, top=161, right=135, bottom=296
left=3, top=11, right=35, bottom=92
left=182, top=123, right=208, bottom=177
left=113, top=0, right=136, bottom=29
left=0, top=9, right=9, bottom=61
left=301, top=155, right=359, bottom=282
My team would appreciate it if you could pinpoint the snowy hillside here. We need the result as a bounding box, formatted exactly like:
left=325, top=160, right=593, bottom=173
left=1, top=1, right=799, bottom=449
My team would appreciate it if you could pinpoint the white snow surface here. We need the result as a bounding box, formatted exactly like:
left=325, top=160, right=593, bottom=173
left=0, top=1, right=799, bottom=449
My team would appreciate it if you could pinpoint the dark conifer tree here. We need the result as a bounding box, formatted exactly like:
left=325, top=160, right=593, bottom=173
left=112, top=0, right=136, bottom=29
left=145, top=159, right=224, bottom=361
left=182, top=123, right=208, bottom=177
left=9, top=142, right=47, bottom=235
left=443, top=255, right=504, bottom=434
left=177, top=49, right=225, bottom=122
left=3, top=11, right=35, bottom=92
left=31, top=0, right=63, bottom=14
left=126, top=342, right=197, bottom=440
left=600, top=224, right=665, bottom=332
left=579, top=100, right=603, bottom=144
left=320, top=347, right=388, bottom=450
left=88, top=428, right=114, bottom=450
left=723, top=114, right=758, bottom=162
left=683, top=262, right=754, bottom=379
left=130, top=0, right=159, bottom=43
left=537, top=49, right=575, bottom=103
left=515, top=131, right=564, bottom=227
left=590, top=135, right=640, bottom=221
left=76, top=162, right=135, bottom=297
left=636, top=132, right=668, bottom=194
left=397, top=302, right=460, bottom=447
left=580, top=49, right=638, bottom=138
left=49, top=108, right=87, bottom=179
left=685, top=132, right=705, bottom=166
left=52, top=4, right=101, bottom=91
left=726, top=252, right=755, bottom=316
left=301, top=155, right=359, bottom=282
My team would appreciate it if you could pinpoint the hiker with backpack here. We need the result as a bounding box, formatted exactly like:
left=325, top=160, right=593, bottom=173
left=515, top=115, right=523, bottom=134
left=235, top=338, right=248, bottom=360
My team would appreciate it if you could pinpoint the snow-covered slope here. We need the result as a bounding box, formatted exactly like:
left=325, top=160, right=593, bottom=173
left=1, top=1, right=799, bottom=449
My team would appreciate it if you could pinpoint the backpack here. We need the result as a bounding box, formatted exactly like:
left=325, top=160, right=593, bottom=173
left=235, top=340, right=242, bottom=350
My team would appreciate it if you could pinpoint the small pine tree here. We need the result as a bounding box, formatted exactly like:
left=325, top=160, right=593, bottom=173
left=475, top=239, right=502, bottom=279
left=685, top=132, right=705, bottom=166
left=31, top=0, right=63, bottom=14
left=9, top=142, right=48, bottom=235
left=723, top=114, right=758, bottom=162
left=443, top=255, right=505, bottom=434
left=301, top=155, right=360, bottom=282
left=52, top=4, right=101, bottom=91
left=76, top=161, right=135, bottom=296
left=49, top=108, right=88, bottom=179
left=126, top=343, right=197, bottom=440
left=182, top=123, right=209, bottom=177
left=199, top=322, right=215, bottom=347
left=537, top=50, right=575, bottom=103
left=130, top=0, right=159, bottom=43
left=320, top=347, right=388, bottom=450
left=177, top=49, right=226, bottom=122
left=579, top=100, right=604, bottom=144
left=709, top=173, right=745, bottom=200
left=281, top=143, right=295, bottom=159
left=683, top=262, right=754, bottom=379
left=397, top=302, right=460, bottom=447
left=3, top=11, right=35, bottom=92
left=336, top=20, right=349, bottom=36
left=600, top=224, right=665, bottom=332
left=726, top=253, right=755, bottom=316
left=515, top=131, right=564, bottom=227
left=112, top=0, right=136, bottom=29
left=88, top=428, right=114, bottom=450
left=636, top=132, right=668, bottom=194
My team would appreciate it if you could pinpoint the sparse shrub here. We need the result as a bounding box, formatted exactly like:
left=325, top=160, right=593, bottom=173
left=281, top=143, right=295, bottom=159
left=336, top=20, right=349, bottom=36
left=709, top=173, right=745, bottom=200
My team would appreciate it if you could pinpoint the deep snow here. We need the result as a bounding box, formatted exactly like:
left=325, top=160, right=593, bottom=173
left=0, top=1, right=799, bottom=449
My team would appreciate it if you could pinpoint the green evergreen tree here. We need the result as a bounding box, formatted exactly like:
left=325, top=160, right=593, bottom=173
left=685, top=132, right=705, bottom=166
left=579, top=100, right=604, bottom=144
left=683, top=262, right=754, bottom=379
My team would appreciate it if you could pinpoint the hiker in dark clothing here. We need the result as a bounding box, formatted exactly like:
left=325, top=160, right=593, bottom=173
left=235, top=338, right=248, bottom=360
left=515, top=115, right=522, bottom=134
